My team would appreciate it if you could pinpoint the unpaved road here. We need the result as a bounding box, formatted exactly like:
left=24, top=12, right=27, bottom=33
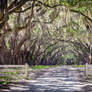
left=1, top=66, right=92, bottom=92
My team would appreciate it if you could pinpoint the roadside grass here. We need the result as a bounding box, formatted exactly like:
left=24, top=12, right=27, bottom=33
left=2, top=71, right=19, bottom=75
left=0, top=73, right=13, bottom=86
left=31, top=65, right=58, bottom=70
left=0, top=75, right=12, bottom=80
left=0, top=76, right=11, bottom=85
left=72, top=65, right=85, bottom=68
left=0, top=65, right=58, bottom=85
left=0, top=81, right=9, bottom=85
left=0, top=69, right=24, bottom=86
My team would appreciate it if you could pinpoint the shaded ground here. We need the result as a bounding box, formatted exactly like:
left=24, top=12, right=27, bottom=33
left=1, top=66, right=92, bottom=92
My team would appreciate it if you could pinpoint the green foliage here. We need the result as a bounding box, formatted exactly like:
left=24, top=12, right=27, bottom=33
left=64, top=54, right=74, bottom=59
left=33, top=28, right=39, bottom=33
left=69, top=28, right=75, bottom=33
left=45, top=0, right=54, bottom=5
left=72, top=65, right=84, bottom=67
left=0, top=76, right=12, bottom=81
left=72, top=6, right=87, bottom=12
left=0, top=69, right=24, bottom=86
left=68, top=28, right=77, bottom=36
left=0, top=71, right=19, bottom=83
left=59, top=0, right=69, bottom=6
left=3, top=71, right=19, bottom=75
left=31, top=65, right=55, bottom=70
left=6, top=42, right=10, bottom=48
left=47, top=47, right=52, bottom=52
left=0, top=76, right=11, bottom=86
left=0, top=81, right=9, bottom=85
left=48, top=9, right=53, bottom=15
left=59, top=0, right=89, bottom=6
left=78, top=7, right=87, bottom=12
left=32, top=56, right=35, bottom=61
left=32, top=65, right=50, bottom=70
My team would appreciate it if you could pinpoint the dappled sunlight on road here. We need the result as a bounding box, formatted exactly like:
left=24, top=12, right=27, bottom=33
left=4, top=66, right=92, bottom=92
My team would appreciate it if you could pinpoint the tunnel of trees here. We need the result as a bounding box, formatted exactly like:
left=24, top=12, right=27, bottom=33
left=0, top=0, right=92, bottom=65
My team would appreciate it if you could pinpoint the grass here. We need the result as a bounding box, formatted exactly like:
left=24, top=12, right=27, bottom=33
left=31, top=65, right=56, bottom=70
left=0, top=69, right=24, bottom=86
left=0, top=71, right=19, bottom=85
left=0, top=75, right=12, bottom=85
left=0, top=81, right=9, bottom=85
left=72, top=65, right=85, bottom=68
left=0, top=71, right=18, bottom=81
left=2, top=71, right=19, bottom=75
left=0, top=76, right=12, bottom=80
left=0, top=65, right=58, bottom=85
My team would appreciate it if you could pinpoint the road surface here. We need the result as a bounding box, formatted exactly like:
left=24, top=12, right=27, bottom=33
left=2, top=66, right=92, bottom=92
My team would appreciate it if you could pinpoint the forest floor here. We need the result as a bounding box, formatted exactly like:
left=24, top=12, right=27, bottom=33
left=1, top=65, right=92, bottom=92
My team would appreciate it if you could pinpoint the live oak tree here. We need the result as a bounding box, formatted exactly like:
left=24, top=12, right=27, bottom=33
left=0, top=0, right=92, bottom=65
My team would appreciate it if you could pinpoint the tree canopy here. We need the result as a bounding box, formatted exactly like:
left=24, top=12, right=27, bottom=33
left=0, top=0, right=92, bottom=65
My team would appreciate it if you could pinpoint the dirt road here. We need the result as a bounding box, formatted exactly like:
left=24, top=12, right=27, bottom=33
left=1, top=66, right=92, bottom=92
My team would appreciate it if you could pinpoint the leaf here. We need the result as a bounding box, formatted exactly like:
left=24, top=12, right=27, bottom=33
left=47, top=47, right=52, bottom=52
